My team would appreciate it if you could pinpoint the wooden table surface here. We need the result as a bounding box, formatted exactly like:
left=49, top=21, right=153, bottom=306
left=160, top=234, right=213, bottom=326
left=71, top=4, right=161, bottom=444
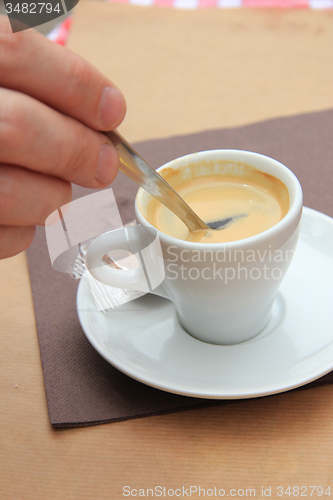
left=1, top=3, right=333, bottom=499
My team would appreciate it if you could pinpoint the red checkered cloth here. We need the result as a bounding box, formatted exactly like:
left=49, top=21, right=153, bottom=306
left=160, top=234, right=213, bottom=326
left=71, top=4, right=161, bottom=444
left=47, top=0, right=333, bottom=46
left=109, top=0, right=333, bottom=7
left=47, top=17, right=73, bottom=45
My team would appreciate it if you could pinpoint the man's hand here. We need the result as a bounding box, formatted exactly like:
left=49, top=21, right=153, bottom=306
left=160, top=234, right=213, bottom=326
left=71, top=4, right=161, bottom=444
left=0, top=15, right=126, bottom=259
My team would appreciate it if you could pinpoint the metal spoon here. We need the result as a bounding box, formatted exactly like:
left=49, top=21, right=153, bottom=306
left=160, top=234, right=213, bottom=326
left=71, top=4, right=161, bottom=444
left=106, top=130, right=239, bottom=232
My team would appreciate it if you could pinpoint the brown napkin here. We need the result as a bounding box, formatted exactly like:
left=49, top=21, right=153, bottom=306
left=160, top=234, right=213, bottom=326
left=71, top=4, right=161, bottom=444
left=26, top=109, right=333, bottom=427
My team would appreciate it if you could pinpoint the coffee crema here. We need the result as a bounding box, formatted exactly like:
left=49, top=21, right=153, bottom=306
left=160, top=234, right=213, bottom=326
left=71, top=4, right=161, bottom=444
left=141, top=161, right=289, bottom=244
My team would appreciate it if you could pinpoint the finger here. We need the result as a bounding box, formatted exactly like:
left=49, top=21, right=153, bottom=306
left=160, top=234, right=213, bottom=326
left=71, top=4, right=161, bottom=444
left=0, top=16, right=126, bottom=132
left=0, top=88, right=119, bottom=188
left=0, top=225, right=36, bottom=259
left=0, top=165, right=72, bottom=226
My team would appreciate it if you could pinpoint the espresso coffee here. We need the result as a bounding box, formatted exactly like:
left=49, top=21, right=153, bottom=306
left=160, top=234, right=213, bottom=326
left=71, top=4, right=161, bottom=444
left=143, top=161, right=289, bottom=244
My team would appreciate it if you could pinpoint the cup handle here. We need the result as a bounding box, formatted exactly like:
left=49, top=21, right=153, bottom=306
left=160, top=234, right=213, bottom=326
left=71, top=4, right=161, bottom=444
left=85, top=226, right=168, bottom=299
left=85, top=228, right=148, bottom=291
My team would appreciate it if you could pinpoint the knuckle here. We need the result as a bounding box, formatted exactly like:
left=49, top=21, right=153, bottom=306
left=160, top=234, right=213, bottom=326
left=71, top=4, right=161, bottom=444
left=58, top=179, right=73, bottom=207
left=46, top=139, right=63, bottom=178
left=0, top=23, right=26, bottom=69
left=0, top=225, right=36, bottom=259
left=0, top=173, right=18, bottom=220
left=33, top=195, right=54, bottom=226
left=0, top=90, right=25, bottom=151
left=25, top=227, right=36, bottom=250
left=41, top=181, right=72, bottom=224
left=18, top=226, right=36, bottom=252
left=55, top=125, right=99, bottom=183
left=69, top=128, right=93, bottom=175
left=63, top=54, right=95, bottom=113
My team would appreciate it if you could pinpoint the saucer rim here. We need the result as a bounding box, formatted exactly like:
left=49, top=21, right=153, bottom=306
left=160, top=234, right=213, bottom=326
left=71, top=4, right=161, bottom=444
left=77, top=207, right=333, bottom=400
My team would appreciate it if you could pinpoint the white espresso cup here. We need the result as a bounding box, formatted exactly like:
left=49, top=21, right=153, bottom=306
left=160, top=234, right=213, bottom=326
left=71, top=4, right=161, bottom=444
left=86, top=150, right=303, bottom=345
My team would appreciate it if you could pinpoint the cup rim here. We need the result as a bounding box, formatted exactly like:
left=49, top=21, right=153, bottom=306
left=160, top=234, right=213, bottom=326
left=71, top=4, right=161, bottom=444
left=135, top=149, right=303, bottom=249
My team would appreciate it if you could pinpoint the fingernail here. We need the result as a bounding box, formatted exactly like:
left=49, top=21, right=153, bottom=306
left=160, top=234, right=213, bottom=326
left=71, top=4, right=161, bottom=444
left=99, top=86, right=126, bottom=128
left=95, top=144, right=117, bottom=185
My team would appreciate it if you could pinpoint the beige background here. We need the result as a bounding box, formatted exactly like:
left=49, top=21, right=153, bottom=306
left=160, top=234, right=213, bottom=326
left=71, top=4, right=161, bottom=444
left=1, top=3, right=333, bottom=499
left=68, top=3, right=333, bottom=142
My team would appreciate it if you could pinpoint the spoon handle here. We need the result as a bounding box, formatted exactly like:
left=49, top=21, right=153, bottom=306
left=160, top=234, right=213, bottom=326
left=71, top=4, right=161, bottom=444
left=105, top=130, right=208, bottom=232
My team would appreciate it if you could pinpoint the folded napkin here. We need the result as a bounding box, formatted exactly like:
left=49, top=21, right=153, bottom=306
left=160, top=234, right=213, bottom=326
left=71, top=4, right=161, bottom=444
left=26, top=109, right=333, bottom=427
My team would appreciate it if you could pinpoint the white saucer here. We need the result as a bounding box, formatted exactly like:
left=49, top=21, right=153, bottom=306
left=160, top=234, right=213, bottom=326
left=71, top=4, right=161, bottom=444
left=77, top=207, right=333, bottom=399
